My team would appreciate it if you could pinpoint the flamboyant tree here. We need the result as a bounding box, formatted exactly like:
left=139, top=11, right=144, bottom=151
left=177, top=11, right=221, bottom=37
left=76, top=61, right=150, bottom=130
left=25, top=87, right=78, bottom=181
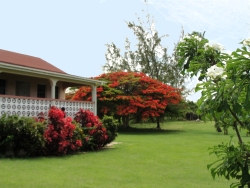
left=72, top=72, right=181, bottom=129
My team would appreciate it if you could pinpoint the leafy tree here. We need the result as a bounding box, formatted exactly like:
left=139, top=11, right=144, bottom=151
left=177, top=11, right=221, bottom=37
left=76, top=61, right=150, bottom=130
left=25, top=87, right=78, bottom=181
left=72, top=72, right=181, bottom=129
left=176, top=32, right=226, bottom=131
left=176, top=31, right=222, bottom=80
left=185, top=101, right=200, bottom=120
left=103, top=14, right=186, bottom=89
left=165, top=100, right=199, bottom=121
left=65, top=87, right=79, bottom=100
left=177, top=33, right=250, bottom=187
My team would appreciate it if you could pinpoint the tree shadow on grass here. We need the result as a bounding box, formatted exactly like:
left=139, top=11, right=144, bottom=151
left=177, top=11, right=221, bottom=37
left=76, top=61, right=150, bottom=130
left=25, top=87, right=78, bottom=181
left=1, top=149, right=106, bottom=160
left=1, top=146, right=113, bottom=159
left=118, top=127, right=184, bottom=135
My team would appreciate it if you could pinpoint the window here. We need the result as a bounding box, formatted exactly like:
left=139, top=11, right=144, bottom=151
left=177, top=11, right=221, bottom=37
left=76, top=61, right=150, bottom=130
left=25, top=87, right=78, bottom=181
left=0, top=79, right=6, bottom=94
left=55, top=86, right=59, bottom=99
left=16, top=81, right=30, bottom=96
left=37, top=84, right=46, bottom=98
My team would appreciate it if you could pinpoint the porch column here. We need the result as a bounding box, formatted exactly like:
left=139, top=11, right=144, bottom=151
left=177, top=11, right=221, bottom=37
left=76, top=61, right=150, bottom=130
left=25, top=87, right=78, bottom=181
left=49, top=79, right=58, bottom=106
left=91, top=85, right=97, bottom=116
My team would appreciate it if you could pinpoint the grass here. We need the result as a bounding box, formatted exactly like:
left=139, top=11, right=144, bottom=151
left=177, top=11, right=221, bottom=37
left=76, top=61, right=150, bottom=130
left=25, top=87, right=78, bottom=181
left=1, top=120, right=250, bottom=188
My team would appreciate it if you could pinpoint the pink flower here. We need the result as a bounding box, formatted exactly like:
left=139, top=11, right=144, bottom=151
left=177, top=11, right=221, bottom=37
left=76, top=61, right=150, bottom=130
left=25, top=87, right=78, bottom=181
left=76, top=140, right=82, bottom=147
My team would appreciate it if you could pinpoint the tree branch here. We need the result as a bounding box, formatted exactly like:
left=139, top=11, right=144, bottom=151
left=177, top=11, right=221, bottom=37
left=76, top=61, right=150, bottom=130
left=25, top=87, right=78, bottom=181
left=228, top=107, right=244, bottom=127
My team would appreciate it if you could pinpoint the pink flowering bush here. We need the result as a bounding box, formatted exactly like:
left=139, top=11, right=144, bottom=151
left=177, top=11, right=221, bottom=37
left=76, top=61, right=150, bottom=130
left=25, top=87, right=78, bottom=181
left=44, top=106, right=83, bottom=155
left=0, top=107, right=116, bottom=157
left=74, top=109, right=108, bottom=150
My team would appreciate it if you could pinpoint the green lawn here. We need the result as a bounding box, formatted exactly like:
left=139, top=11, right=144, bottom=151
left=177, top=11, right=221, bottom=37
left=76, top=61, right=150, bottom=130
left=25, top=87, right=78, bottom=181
left=1, top=121, right=249, bottom=188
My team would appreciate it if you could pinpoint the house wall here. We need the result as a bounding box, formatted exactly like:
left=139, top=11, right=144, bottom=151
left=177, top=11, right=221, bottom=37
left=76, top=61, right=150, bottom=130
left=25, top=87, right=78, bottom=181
left=0, top=95, right=95, bottom=117
left=1, top=73, right=65, bottom=99
left=57, top=81, right=66, bottom=99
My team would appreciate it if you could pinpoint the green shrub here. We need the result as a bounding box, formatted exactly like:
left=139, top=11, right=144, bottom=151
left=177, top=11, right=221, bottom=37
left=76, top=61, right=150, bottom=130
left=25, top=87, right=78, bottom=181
left=101, top=115, right=119, bottom=144
left=0, top=110, right=119, bottom=157
left=0, top=114, right=15, bottom=155
left=0, top=114, right=46, bottom=156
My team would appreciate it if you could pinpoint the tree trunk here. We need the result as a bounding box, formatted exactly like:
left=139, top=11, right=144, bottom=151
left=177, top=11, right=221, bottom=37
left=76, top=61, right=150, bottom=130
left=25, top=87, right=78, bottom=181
left=233, top=121, right=243, bottom=145
left=156, top=117, right=161, bottom=129
left=213, top=114, right=222, bottom=132
left=122, top=116, right=130, bottom=129
left=223, top=127, right=228, bottom=135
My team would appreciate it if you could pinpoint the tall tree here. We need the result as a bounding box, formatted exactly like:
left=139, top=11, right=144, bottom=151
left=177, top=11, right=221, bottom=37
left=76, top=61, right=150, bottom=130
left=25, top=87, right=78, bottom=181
left=103, top=14, right=186, bottom=89
left=72, top=72, right=181, bottom=129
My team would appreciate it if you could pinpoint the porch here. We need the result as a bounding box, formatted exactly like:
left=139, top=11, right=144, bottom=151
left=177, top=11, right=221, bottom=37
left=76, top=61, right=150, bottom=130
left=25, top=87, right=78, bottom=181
left=0, top=49, right=105, bottom=117
left=0, top=95, right=94, bottom=118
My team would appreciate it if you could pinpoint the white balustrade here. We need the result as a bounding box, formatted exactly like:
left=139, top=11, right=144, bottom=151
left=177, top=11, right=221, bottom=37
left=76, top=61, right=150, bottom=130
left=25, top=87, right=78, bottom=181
left=0, top=95, right=94, bottom=118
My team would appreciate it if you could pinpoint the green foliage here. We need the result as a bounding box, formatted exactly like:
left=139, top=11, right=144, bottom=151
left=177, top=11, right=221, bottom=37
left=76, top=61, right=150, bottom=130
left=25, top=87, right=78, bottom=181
left=177, top=32, right=250, bottom=187
left=72, top=122, right=85, bottom=142
left=103, top=14, right=186, bottom=89
left=101, top=115, right=119, bottom=144
left=208, top=137, right=250, bottom=187
left=165, top=100, right=199, bottom=121
left=165, top=100, right=186, bottom=120
left=0, top=114, right=46, bottom=156
left=176, top=31, right=221, bottom=81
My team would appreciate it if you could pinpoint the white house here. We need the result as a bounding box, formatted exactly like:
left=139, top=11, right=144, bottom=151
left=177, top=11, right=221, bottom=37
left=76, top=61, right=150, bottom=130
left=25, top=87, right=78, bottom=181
left=0, top=49, right=104, bottom=117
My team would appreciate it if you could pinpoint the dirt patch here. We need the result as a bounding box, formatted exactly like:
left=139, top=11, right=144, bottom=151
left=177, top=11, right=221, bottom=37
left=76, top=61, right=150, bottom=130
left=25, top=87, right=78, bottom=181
left=106, top=142, right=122, bottom=147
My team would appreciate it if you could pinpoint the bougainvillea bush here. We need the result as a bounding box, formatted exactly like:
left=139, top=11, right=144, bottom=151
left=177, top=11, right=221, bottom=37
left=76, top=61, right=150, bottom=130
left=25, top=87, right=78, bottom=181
left=0, top=106, right=116, bottom=157
left=101, top=115, right=119, bottom=145
left=44, top=106, right=83, bottom=155
left=74, top=109, right=109, bottom=150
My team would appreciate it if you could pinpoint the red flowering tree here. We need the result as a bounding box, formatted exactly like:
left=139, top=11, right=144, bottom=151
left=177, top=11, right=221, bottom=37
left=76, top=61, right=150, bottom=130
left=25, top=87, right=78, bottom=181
left=72, top=72, right=181, bottom=129
left=44, top=106, right=82, bottom=155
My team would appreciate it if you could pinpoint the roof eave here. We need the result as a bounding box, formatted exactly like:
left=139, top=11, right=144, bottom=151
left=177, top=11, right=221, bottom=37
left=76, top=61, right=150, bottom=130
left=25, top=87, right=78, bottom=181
left=0, top=62, right=105, bottom=86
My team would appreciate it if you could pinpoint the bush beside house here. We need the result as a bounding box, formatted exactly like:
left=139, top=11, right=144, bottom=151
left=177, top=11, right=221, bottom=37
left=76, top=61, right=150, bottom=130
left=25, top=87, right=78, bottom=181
left=0, top=107, right=118, bottom=157
left=0, top=115, right=46, bottom=156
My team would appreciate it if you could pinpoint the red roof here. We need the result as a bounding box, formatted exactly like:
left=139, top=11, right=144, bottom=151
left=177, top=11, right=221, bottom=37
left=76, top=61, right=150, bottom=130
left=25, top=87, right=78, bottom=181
left=0, top=49, right=66, bottom=74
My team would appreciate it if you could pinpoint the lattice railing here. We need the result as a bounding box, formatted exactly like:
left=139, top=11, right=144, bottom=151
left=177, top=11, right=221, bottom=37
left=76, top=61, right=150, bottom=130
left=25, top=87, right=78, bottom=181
left=0, top=95, right=94, bottom=118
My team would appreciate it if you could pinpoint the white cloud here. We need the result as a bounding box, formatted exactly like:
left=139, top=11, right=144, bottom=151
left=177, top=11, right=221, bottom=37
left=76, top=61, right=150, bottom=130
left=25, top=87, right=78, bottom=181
left=143, top=0, right=250, bottom=101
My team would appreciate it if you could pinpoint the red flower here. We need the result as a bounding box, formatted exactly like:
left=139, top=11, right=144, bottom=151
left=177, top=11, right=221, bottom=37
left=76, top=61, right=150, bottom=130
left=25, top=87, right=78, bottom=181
left=76, top=140, right=82, bottom=147
left=44, top=106, right=81, bottom=155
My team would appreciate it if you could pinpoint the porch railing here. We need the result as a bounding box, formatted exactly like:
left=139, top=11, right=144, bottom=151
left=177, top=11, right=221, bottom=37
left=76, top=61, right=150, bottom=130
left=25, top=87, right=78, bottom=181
left=0, top=95, right=94, bottom=118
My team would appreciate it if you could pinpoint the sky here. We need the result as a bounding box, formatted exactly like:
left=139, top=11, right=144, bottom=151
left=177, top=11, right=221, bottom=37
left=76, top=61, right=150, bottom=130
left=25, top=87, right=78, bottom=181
left=1, top=0, right=250, bottom=101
